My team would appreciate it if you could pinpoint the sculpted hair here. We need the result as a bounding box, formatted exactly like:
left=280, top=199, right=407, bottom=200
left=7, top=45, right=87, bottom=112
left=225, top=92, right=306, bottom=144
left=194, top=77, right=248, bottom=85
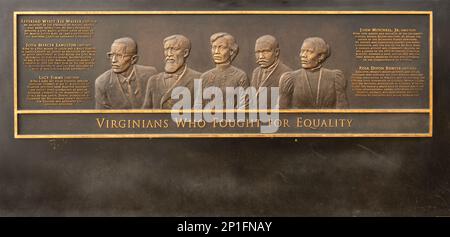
left=210, top=32, right=239, bottom=61
left=113, top=37, right=138, bottom=55
left=256, top=35, right=279, bottom=50
left=303, top=37, right=331, bottom=61
left=163, top=34, right=191, bottom=53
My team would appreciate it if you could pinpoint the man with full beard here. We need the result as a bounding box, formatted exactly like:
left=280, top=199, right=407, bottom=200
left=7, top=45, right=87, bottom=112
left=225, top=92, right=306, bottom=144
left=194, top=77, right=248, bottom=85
left=142, top=34, right=201, bottom=109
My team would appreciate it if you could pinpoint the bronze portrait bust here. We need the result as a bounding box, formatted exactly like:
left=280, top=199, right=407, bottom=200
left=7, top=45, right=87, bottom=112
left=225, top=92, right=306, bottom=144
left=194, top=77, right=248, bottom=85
left=251, top=35, right=292, bottom=109
left=279, top=37, right=349, bottom=109
left=200, top=32, right=249, bottom=109
left=95, top=37, right=157, bottom=109
left=142, top=34, right=201, bottom=109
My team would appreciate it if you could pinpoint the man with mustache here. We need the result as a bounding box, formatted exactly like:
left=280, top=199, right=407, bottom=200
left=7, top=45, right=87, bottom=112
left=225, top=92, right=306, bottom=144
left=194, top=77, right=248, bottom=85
left=200, top=32, right=249, bottom=109
left=95, top=37, right=157, bottom=109
left=142, top=34, right=201, bottom=109
left=279, top=37, right=349, bottom=109
left=251, top=35, right=292, bottom=109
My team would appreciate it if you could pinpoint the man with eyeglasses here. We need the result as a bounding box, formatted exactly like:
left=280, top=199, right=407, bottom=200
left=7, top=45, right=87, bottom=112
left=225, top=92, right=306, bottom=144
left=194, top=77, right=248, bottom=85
left=95, top=37, right=157, bottom=109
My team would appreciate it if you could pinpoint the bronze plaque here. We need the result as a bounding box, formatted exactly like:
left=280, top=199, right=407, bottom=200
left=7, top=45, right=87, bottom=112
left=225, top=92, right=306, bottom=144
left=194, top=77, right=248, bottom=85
left=14, top=11, right=432, bottom=138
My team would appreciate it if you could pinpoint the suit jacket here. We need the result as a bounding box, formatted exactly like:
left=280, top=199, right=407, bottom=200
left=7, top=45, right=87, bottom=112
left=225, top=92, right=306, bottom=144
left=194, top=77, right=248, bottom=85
left=251, top=61, right=292, bottom=109
left=95, top=65, right=157, bottom=109
left=200, top=65, right=249, bottom=109
left=279, top=67, right=349, bottom=109
left=142, top=67, right=202, bottom=109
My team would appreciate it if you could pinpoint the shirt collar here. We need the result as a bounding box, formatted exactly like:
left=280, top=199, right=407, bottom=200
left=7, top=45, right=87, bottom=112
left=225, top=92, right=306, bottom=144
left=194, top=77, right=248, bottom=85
left=306, top=64, right=322, bottom=72
left=262, top=59, right=279, bottom=72
left=118, top=66, right=136, bottom=84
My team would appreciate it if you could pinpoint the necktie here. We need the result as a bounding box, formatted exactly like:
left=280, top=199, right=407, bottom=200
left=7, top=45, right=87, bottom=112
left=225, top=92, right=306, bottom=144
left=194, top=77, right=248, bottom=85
left=259, top=69, right=268, bottom=88
left=124, top=77, right=137, bottom=108
left=125, top=78, right=132, bottom=95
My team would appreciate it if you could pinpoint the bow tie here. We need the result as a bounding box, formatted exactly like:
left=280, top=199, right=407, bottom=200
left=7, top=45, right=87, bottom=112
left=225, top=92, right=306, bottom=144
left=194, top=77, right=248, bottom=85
left=262, top=68, right=271, bottom=74
left=164, top=73, right=180, bottom=80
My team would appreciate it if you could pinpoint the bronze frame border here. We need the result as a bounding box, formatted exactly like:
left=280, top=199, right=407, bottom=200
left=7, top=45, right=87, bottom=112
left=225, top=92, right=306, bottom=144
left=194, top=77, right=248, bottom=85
left=13, top=11, right=433, bottom=138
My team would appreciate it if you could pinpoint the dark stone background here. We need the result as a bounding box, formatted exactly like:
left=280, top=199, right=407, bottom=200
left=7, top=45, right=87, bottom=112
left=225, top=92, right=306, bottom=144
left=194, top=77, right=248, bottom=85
left=0, top=0, right=449, bottom=216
